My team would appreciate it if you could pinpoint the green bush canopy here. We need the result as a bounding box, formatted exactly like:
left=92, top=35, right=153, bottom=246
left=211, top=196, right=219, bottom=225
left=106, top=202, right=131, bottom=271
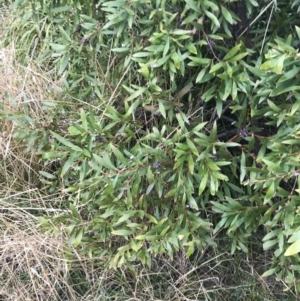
left=3, top=0, right=300, bottom=291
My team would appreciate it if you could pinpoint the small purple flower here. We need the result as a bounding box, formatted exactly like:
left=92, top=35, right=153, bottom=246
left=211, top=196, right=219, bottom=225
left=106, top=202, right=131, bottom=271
left=239, top=128, right=249, bottom=138
left=49, top=135, right=54, bottom=144
left=94, top=135, right=103, bottom=143
left=153, top=162, right=162, bottom=169
left=208, top=38, right=216, bottom=48
left=213, top=155, right=221, bottom=162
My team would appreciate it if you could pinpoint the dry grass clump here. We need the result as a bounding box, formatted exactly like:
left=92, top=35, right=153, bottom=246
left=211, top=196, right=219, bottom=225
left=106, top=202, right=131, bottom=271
left=0, top=43, right=60, bottom=115
left=0, top=34, right=64, bottom=194
left=0, top=43, right=76, bottom=299
left=0, top=18, right=78, bottom=300
left=0, top=191, right=107, bottom=301
left=0, top=200, right=70, bottom=301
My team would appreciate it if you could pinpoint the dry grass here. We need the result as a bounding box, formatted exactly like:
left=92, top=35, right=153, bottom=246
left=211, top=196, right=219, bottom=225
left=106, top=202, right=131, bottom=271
left=0, top=201, right=70, bottom=301
left=0, top=16, right=80, bottom=300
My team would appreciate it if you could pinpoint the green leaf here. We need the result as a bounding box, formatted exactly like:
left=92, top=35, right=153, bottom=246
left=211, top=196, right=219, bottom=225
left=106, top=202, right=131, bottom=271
left=288, top=230, right=300, bottom=243
left=110, top=143, right=128, bottom=165
left=267, top=99, right=281, bottom=112
left=213, top=216, right=227, bottom=234
left=238, top=241, right=248, bottom=253
left=138, top=63, right=149, bottom=79
left=61, top=153, right=77, bottom=177
left=171, top=29, right=193, bottom=35
left=207, top=159, right=220, bottom=171
left=124, top=86, right=147, bottom=101
left=175, top=82, right=193, bottom=100
left=240, top=151, right=246, bottom=183
left=79, top=160, right=87, bottom=181
left=114, top=211, right=135, bottom=226
left=186, top=41, right=197, bottom=54
left=188, top=155, right=195, bottom=174
left=100, top=207, right=115, bottom=218
left=278, top=67, right=299, bottom=84
left=263, top=229, right=281, bottom=241
left=213, top=142, right=240, bottom=147
left=225, top=197, right=244, bottom=209
left=39, top=171, right=56, bottom=179
left=111, top=47, right=130, bottom=53
left=158, top=99, right=167, bottom=119
left=260, top=60, right=274, bottom=71
left=285, top=240, right=300, bottom=256
left=210, top=176, right=216, bottom=195
left=58, top=53, right=70, bottom=75
left=248, top=0, right=258, bottom=6
left=49, top=43, right=67, bottom=52
left=186, top=241, right=195, bottom=257
left=72, top=228, right=84, bottom=247
left=146, top=214, right=158, bottom=224
left=270, top=84, right=300, bottom=97
left=186, top=138, right=199, bottom=156
left=192, top=121, right=208, bottom=133
left=227, top=52, right=248, bottom=62
left=221, top=5, right=234, bottom=25
left=176, top=112, right=186, bottom=130
left=209, top=62, right=224, bottom=73
left=147, top=166, right=154, bottom=183
left=188, top=57, right=211, bottom=66
left=70, top=204, right=81, bottom=220
left=261, top=268, right=277, bottom=278
left=205, top=10, right=220, bottom=28
left=130, top=240, right=142, bottom=252
left=223, top=44, right=241, bottom=61
left=111, top=229, right=134, bottom=236
left=211, top=201, right=231, bottom=212
left=151, top=54, right=171, bottom=68
left=145, top=44, right=165, bottom=52
left=37, top=216, right=51, bottom=227
left=83, top=148, right=91, bottom=159
left=261, top=159, right=284, bottom=173
left=296, top=26, right=300, bottom=39
left=126, top=99, right=142, bottom=116
left=264, top=181, right=275, bottom=204
left=133, top=52, right=151, bottom=58
left=209, top=121, right=217, bottom=141
left=211, top=171, right=228, bottom=181
left=171, top=51, right=181, bottom=69
left=274, top=54, right=286, bottom=74
left=216, top=98, right=222, bottom=117
left=198, top=173, right=208, bottom=195
left=184, top=0, right=200, bottom=12
left=93, top=153, right=117, bottom=171
left=274, top=38, right=297, bottom=53
left=51, top=5, right=72, bottom=13
left=226, top=63, right=233, bottom=78
left=50, top=131, right=83, bottom=152
left=68, top=125, right=83, bottom=136
left=80, top=109, right=88, bottom=130
left=163, top=37, right=170, bottom=57
left=263, top=239, right=278, bottom=250
left=231, top=80, right=237, bottom=100
left=196, top=68, right=207, bottom=83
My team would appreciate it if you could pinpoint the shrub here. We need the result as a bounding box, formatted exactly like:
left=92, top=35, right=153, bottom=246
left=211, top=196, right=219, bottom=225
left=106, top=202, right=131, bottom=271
left=2, top=0, right=300, bottom=293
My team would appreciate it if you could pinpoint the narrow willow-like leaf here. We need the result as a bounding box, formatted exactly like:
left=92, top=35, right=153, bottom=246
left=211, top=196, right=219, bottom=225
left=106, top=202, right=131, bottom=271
left=50, top=131, right=83, bottom=152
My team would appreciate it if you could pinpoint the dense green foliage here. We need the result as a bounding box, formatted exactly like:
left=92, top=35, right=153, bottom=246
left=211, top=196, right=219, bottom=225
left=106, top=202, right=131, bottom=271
left=2, top=0, right=300, bottom=293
